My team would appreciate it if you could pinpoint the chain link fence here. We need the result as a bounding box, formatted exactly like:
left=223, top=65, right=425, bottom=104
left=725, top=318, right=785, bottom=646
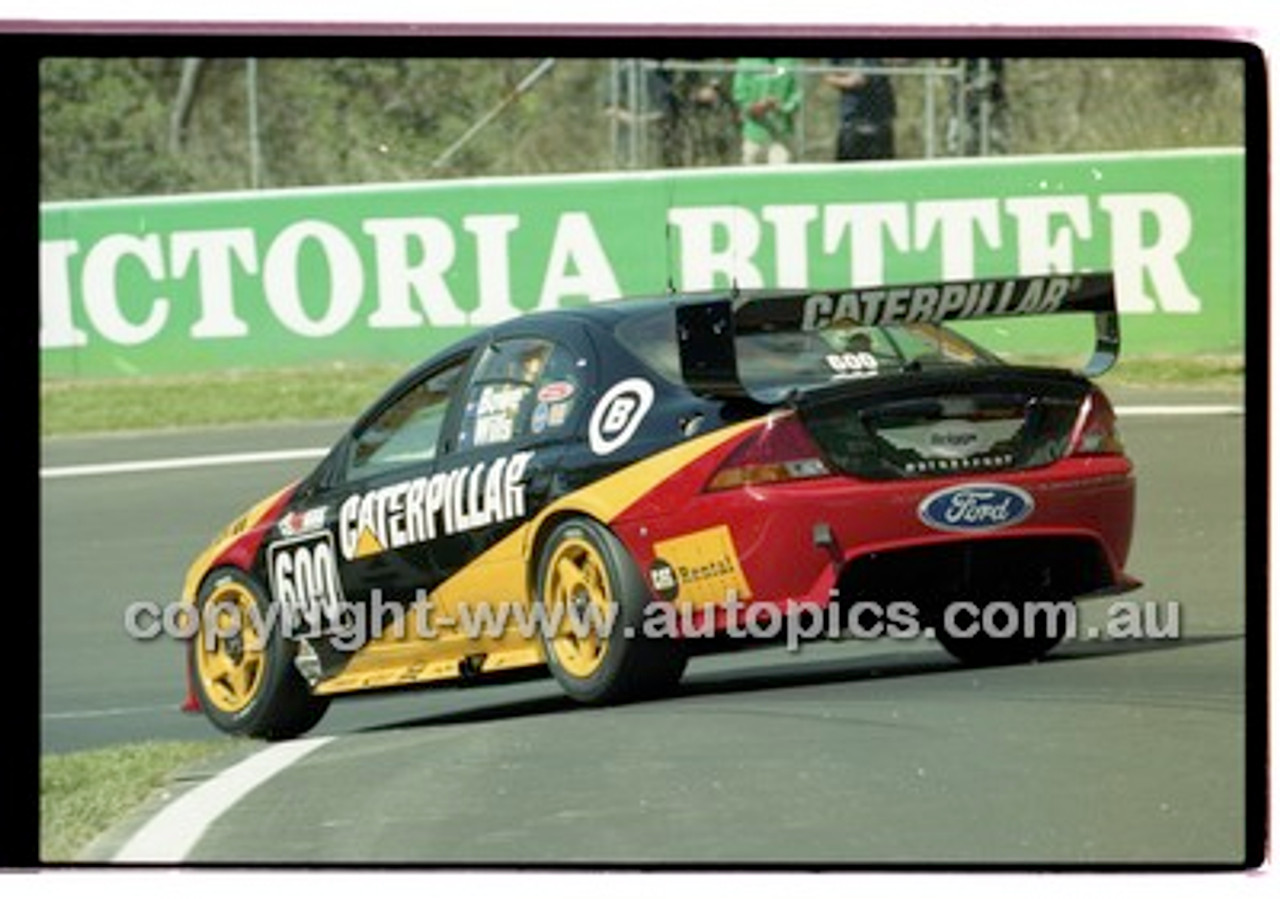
left=603, top=57, right=1009, bottom=170
left=40, top=56, right=1245, bottom=201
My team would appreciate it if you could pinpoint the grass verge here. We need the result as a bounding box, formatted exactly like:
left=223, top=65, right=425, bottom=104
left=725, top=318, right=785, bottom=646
left=992, top=353, right=1245, bottom=390
left=39, top=356, right=1244, bottom=438
left=40, top=362, right=405, bottom=438
left=40, top=739, right=231, bottom=862
left=1095, top=354, right=1245, bottom=389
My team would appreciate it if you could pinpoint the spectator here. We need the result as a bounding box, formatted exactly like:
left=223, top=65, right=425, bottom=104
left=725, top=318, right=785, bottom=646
left=731, top=57, right=802, bottom=165
left=824, top=57, right=896, bottom=161
left=602, top=60, right=738, bottom=169
left=655, top=61, right=738, bottom=168
left=683, top=66, right=738, bottom=167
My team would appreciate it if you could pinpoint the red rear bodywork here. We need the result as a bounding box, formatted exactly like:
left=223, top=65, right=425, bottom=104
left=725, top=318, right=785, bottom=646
left=609, top=374, right=1137, bottom=635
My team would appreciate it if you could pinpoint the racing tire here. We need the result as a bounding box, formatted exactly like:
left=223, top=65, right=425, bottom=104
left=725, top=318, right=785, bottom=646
left=535, top=517, right=687, bottom=704
left=934, top=597, right=1074, bottom=667
left=187, top=568, right=330, bottom=740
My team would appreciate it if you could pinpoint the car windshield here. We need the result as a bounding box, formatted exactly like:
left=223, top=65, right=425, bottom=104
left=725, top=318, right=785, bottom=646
left=614, top=306, right=1001, bottom=396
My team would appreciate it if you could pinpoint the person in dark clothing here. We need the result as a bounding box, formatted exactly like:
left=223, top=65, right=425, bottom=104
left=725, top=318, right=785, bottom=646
left=681, top=68, right=738, bottom=167
left=604, top=61, right=739, bottom=169
left=655, top=62, right=738, bottom=167
left=824, top=58, right=896, bottom=162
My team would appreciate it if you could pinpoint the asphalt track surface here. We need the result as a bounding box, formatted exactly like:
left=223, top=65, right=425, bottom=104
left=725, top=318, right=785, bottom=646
left=39, top=388, right=1255, bottom=865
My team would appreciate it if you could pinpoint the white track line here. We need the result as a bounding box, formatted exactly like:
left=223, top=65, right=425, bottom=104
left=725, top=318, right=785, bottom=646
left=39, top=404, right=1241, bottom=481
left=40, top=447, right=327, bottom=479
left=42, top=704, right=176, bottom=720
left=112, top=736, right=334, bottom=863
left=1115, top=404, right=1243, bottom=417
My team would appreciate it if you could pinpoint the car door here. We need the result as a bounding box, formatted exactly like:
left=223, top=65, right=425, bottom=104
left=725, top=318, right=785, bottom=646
left=265, top=352, right=475, bottom=647
left=419, top=333, right=591, bottom=617
left=269, top=333, right=591, bottom=661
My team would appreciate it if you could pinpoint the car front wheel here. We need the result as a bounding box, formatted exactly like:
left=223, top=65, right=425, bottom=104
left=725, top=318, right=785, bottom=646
left=188, top=568, right=330, bottom=740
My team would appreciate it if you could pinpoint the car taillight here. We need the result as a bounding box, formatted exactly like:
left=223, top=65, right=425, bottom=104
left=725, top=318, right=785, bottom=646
left=705, top=412, right=833, bottom=491
left=1069, top=388, right=1125, bottom=456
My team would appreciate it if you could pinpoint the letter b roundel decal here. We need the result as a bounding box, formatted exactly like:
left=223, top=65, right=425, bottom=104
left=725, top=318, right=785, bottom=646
left=588, top=378, right=654, bottom=455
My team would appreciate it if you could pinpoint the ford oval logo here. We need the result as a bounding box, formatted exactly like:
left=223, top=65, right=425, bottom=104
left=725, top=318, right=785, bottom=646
left=917, top=482, right=1034, bottom=533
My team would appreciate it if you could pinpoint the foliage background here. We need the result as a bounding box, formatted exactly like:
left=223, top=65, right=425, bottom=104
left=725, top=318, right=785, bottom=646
left=40, top=56, right=1246, bottom=202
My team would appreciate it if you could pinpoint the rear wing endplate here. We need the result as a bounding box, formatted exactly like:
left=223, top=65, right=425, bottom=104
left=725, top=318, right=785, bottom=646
left=675, top=272, right=1120, bottom=397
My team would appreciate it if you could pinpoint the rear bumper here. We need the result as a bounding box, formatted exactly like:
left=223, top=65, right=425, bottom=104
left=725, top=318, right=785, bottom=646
left=612, top=455, right=1136, bottom=625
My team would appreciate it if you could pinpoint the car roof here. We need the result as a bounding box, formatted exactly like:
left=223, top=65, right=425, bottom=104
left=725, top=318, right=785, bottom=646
left=394, top=293, right=680, bottom=384
left=492, top=293, right=680, bottom=332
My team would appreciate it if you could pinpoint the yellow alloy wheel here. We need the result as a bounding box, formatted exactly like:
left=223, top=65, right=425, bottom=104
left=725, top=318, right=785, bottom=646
left=541, top=536, right=615, bottom=679
left=194, top=578, right=266, bottom=714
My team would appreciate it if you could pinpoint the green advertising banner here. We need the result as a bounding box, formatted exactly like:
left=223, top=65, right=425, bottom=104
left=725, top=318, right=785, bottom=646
left=40, top=148, right=1244, bottom=378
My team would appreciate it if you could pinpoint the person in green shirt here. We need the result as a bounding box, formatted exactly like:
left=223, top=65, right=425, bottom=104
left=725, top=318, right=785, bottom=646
left=732, top=57, right=803, bottom=165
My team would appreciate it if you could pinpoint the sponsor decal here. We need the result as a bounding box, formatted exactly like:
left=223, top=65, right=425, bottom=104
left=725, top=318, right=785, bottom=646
left=651, top=525, right=752, bottom=607
left=530, top=401, right=550, bottom=434
left=588, top=378, right=654, bottom=455
left=926, top=420, right=983, bottom=457
left=648, top=558, right=679, bottom=602
left=917, top=482, right=1034, bottom=532
left=338, top=450, right=534, bottom=560
left=878, top=415, right=1023, bottom=469
left=547, top=402, right=571, bottom=428
left=536, top=380, right=576, bottom=403
left=904, top=454, right=1016, bottom=475
left=277, top=505, right=327, bottom=537
left=267, top=533, right=350, bottom=631
left=801, top=276, right=1083, bottom=330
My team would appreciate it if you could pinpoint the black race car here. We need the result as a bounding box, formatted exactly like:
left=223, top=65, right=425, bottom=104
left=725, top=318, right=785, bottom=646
left=181, top=273, right=1138, bottom=738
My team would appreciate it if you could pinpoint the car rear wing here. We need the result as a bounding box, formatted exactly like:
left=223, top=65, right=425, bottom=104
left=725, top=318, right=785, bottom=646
left=674, top=272, right=1120, bottom=398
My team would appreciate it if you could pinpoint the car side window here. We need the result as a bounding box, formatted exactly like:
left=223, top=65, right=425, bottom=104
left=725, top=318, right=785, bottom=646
left=456, top=338, right=582, bottom=452
left=346, top=357, right=468, bottom=479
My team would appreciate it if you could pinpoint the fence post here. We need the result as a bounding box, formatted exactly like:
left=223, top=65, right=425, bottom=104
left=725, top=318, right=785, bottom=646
left=924, top=62, right=936, bottom=158
left=978, top=57, right=991, bottom=156
left=246, top=58, right=262, bottom=189
left=609, top=58, right=621, bottom=168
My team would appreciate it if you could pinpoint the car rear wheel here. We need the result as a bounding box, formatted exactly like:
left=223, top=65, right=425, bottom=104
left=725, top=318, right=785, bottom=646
left=188, top=568, right=330, bottom=739
left=535, top=517, right=686, bottom=704
left=934, top=597, right=1074, bottom=666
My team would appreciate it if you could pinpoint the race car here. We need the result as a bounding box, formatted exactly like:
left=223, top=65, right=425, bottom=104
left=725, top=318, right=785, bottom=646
left=180, top=272, right=1138, bottom=739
